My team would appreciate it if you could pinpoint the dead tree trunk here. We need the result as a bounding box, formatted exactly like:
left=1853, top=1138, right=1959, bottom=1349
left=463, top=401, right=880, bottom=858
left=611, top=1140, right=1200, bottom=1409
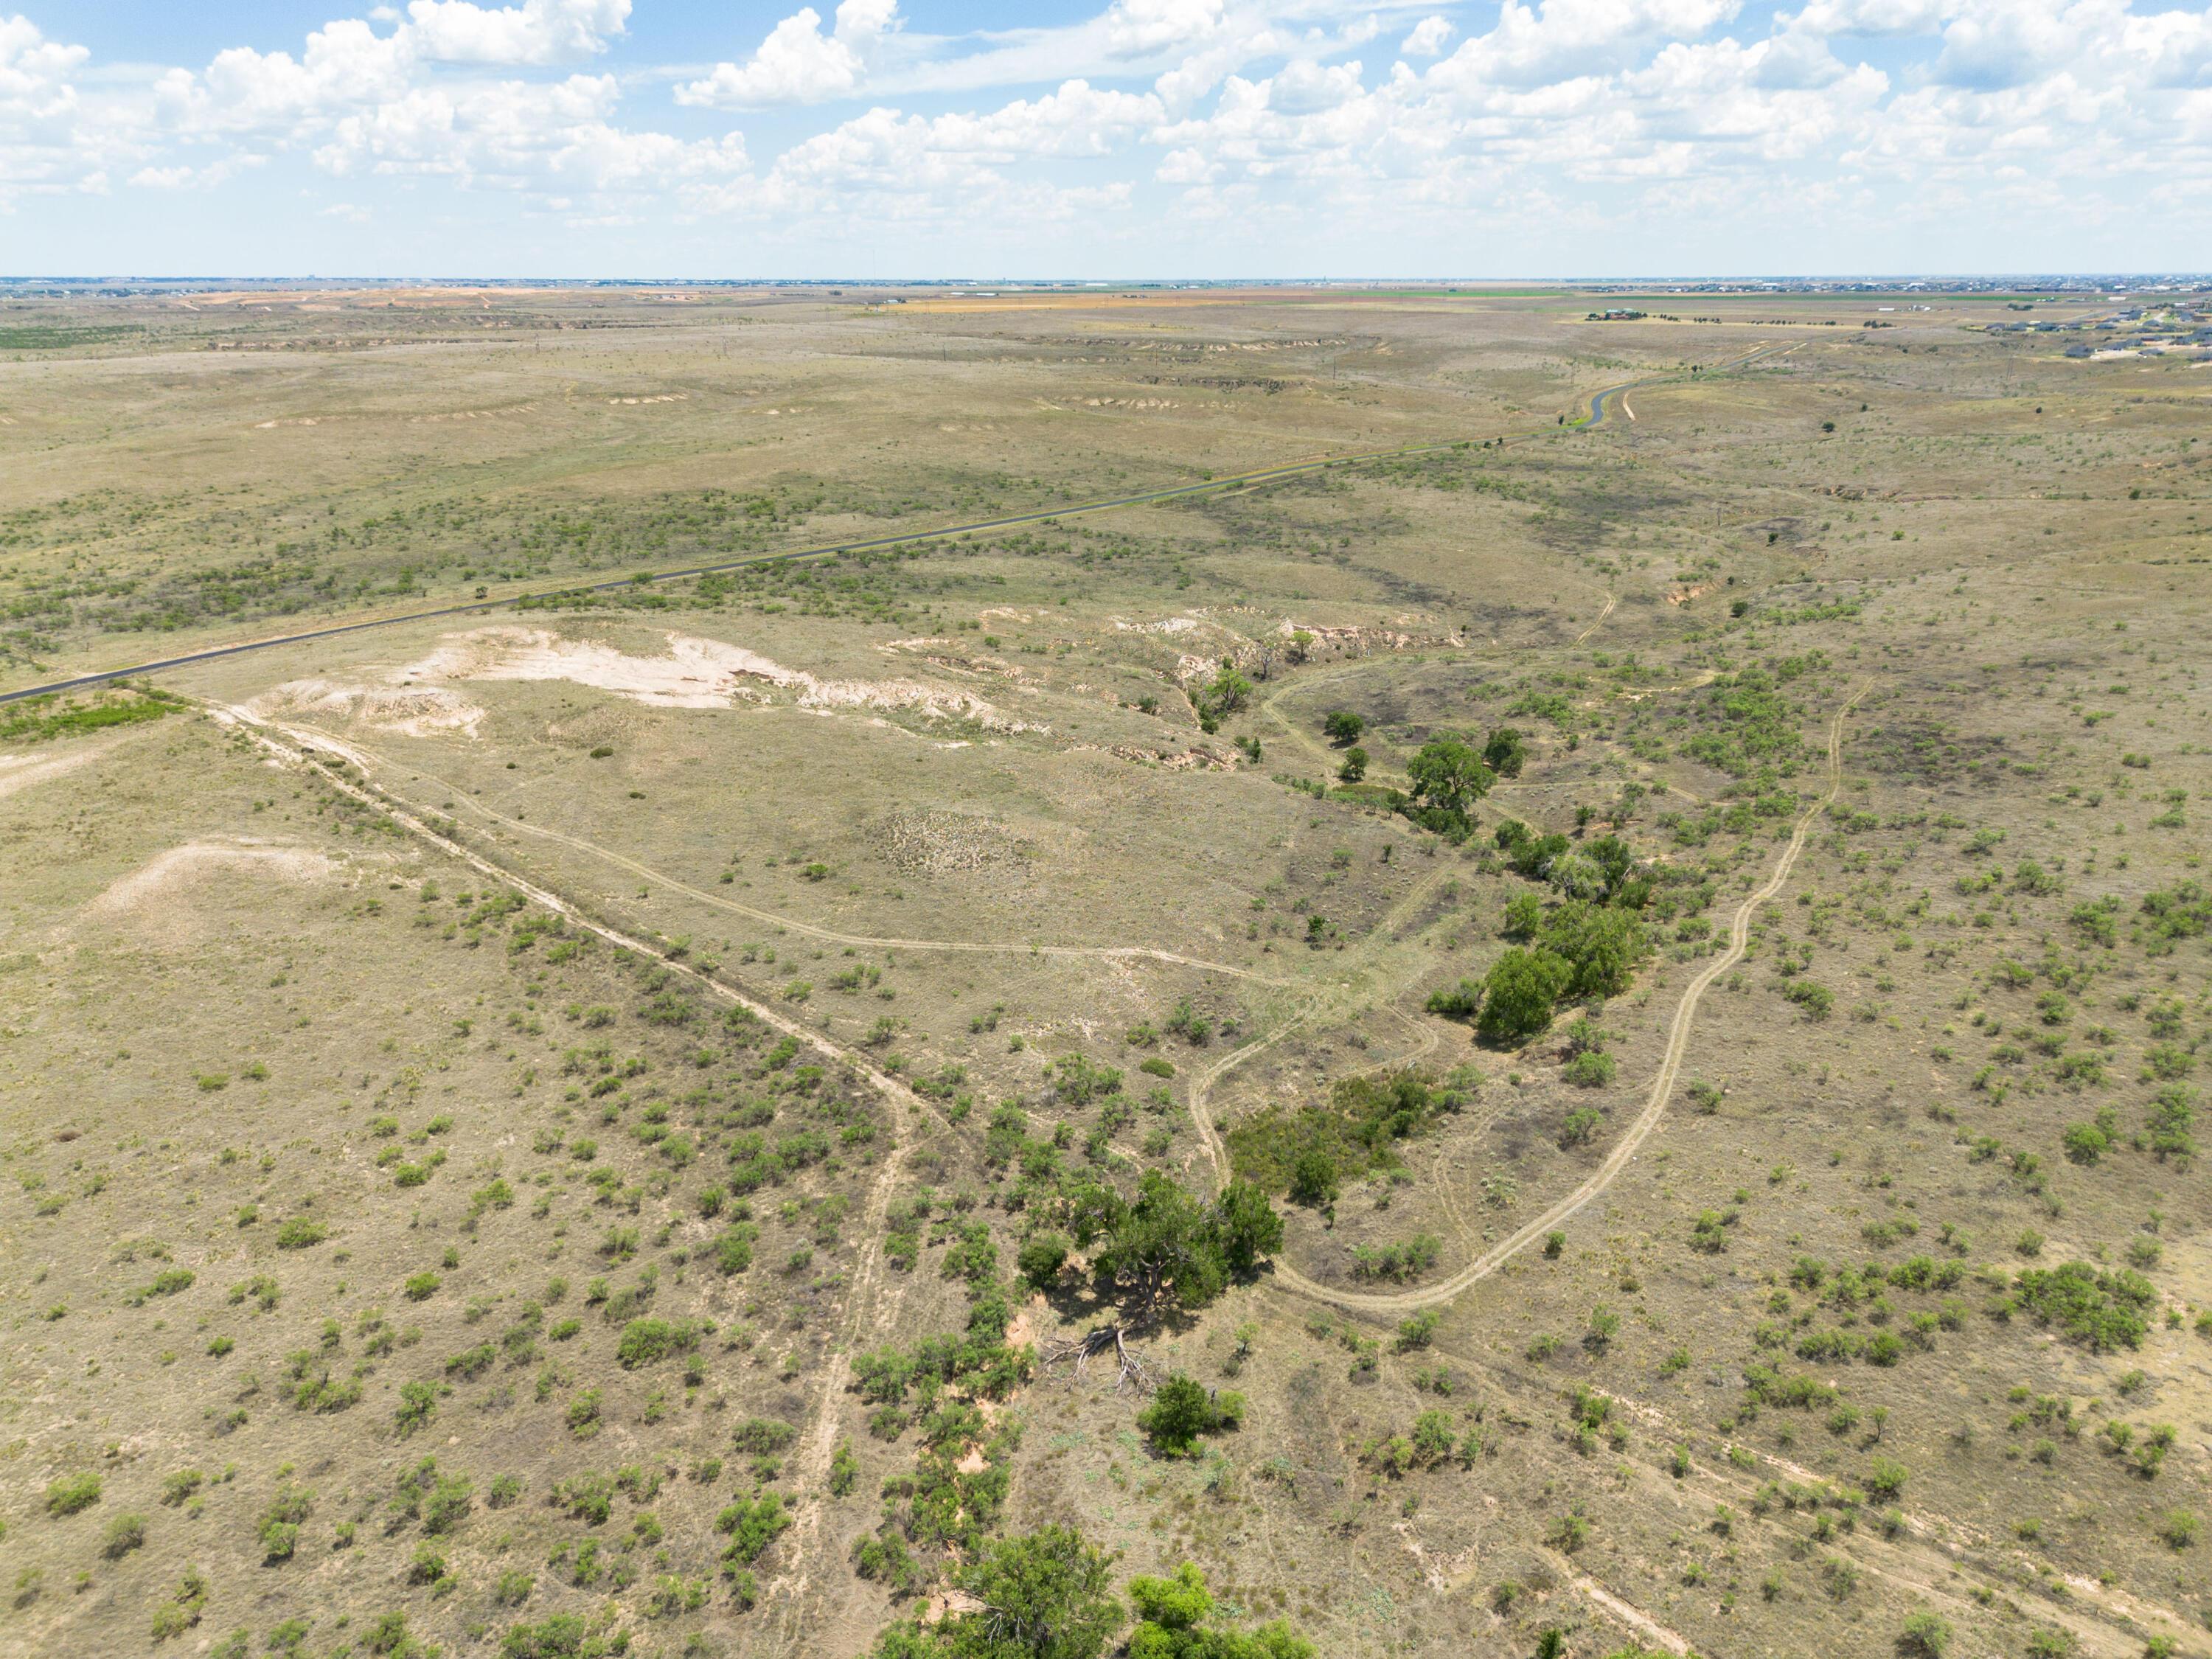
left=1042, top=1319, right=1156, bottom=1393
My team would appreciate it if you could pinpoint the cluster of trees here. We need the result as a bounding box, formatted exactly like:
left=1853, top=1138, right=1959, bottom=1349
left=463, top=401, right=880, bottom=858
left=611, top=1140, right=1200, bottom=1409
left=1315, top=710, right=1527, bottom=832
left=1679, top=656, right=1825, bottom=778
left=1424, top=818, right=1658, bottom=1047
left=1391, top=728, right=1526, bottom=838
left=1224, top=1067, right=1479, bottom=1204
left=839, top=1160, right=1283, bottom=1610
left=1430, top=899, right=1651, bottom=1048
left=1495, top=822, right=1647, bottom=908
left=869, top=1529, right=1313, bottom=1659
left=2007, top=1262, right=2158, bottom=1352
left=1322, top=709, right=1369, bottom=783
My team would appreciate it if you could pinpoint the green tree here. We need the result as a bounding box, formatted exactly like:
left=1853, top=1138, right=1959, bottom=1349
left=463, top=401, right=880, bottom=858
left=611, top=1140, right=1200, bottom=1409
left=1210, top=1181, right=1284, bottom=1275
left=1052, top=1176, right=1279, bottom=1383
left=1322, top=709, right=1365, bottom=744
left=1195, top=664, right=1253, bottom=731
left=1127, top=1562, right=1317, bottom=1658
left=1130, top=1562, right=1215, bottom=1633
left=1136, top=1375, right=1244, bottom=1458
left=1476, top=948, right=1571, bottom=1046
left=1483, top=727, right=1528, bottom=778
left=1288, top=1149, right=1338, bottom=1207
left=1206, top=664, right=1252, bottom=714
left=1018, top=1234, right=1071, bottom=1292
left=870, top=1525, right=1123, bottom=1659
left=1092, top=1174, right=1228, bottom=1324
left=1337, top=746, right=1368, bottom=783
left=1539, top=901, right=1649, bottom=998
left=1405, top=736, right=1495, bottom=820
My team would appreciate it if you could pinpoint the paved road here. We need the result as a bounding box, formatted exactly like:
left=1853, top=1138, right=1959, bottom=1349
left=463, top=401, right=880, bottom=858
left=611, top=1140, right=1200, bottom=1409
left=0, top=343, right=1784, bottom=707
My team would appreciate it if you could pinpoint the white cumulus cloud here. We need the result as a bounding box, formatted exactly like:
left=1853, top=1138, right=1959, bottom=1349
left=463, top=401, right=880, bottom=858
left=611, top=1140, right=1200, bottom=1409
left=676, top=0, right=901, bottom=108
left=1, top=15, right=131, bottom=204
left=1401, top=15, right=1456, bottom=57
left=1106, top=0, right=1229, bottom=57
left=316, top=71, right=749, bottom=193
left=403, top=0, right=631, bottom=65
left=7, top=0, right=2212, bottom=257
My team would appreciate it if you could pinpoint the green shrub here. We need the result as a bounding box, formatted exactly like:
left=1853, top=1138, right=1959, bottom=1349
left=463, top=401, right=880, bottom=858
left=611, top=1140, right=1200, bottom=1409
left=853, top=1529, right=921, bottom=1590
left=501, top=1613, right=620, bottom=1658
left=421, top=1475, right=473, bottom=1536
left=148, top=1568, right=209, bottom=1641
left=1425, top=978, right=1482, bottom=1019
left=142, top=1267, right=195, bottom=1300
left=1477, top=947, right=1571, bottom=1046
left=274, top=1217, right=327, bottom=1250
left=395, top=1380, right=439, bottom=1436
left=1018, top=1233, right=1070, bottom=1290
left=2011, top=1262, right=2156, bottom=1352
left=1865, top=1456, right=1908, bottom=1501
left=714, top=1224, right=759, bottom=1275
left=1136, top=1374, right=1245, bottom=1458
left=616, top=1317, right=703, bottom=1369
left=45, top=1472, right=100, bottom=1516
left=1229, top=1067, right=1476, bottom=1195
left=732, top=1417, right=799, bottom=1456
left=1288, top=1149, right=1337, bottom=1206
left=1562, top=1050, right=1616, bottom=1088
left=260, top=1486, right=312, bottom=1562
left=1351, top=1234, right=1442, bottom=1283
left=715, top=1493, right=790, bottom=1567
left=1558, top=1107, right=1604, bottom=1149
left=1396, top=1312, right=1440, bottom=1352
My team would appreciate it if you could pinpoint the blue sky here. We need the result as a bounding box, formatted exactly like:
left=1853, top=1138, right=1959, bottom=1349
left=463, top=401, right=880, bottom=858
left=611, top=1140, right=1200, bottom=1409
left=5, top=0, right=2211, bottom=276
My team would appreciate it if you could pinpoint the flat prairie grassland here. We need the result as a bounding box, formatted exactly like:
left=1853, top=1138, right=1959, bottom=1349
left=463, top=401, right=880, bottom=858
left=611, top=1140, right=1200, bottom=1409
left=1, top=285, right=2210, bottom=1659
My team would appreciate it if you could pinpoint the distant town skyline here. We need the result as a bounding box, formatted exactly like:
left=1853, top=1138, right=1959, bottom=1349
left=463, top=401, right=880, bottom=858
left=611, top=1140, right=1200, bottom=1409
left=6, top=0, right=2212, bottom=276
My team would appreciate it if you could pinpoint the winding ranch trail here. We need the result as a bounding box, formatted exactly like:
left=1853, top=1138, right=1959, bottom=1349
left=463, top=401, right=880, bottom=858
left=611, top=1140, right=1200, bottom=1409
left=254, top=719, right=1301, bottom=991
left=1573, top=590, right=1618, bottom=645
left=1202, top=681, right=1870, bottom=1315
left=209, top=701, right=946, bottom=1654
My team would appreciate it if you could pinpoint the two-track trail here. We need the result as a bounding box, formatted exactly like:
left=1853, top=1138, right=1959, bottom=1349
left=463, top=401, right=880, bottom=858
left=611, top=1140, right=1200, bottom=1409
left=1191, top=681, right=1870, bottom=1314
left=241, top=723, right=1301, bottom=991
left=209, top=703, right=943, bottom=1652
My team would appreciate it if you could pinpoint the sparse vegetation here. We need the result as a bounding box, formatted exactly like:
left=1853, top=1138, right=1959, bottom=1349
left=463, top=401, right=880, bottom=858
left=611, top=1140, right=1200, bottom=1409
left=2, top=285, right=2204, bottom=1659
